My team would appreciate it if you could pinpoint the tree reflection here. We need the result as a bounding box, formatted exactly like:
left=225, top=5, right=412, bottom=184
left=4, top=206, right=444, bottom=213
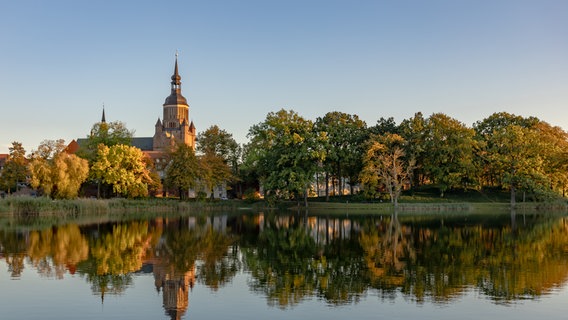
left=77, top=221, right=152, bottom=300
left=243, top=213, right=368, bottom=307
left=0, top=230, right=27, bottom=277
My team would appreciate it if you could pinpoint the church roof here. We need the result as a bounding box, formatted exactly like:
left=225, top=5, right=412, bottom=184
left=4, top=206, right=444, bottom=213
left=164, top=56, right=188, bottom=106
left=131, top=137, right=154, bottom=151
left=164, top=92, right=188, bottom=106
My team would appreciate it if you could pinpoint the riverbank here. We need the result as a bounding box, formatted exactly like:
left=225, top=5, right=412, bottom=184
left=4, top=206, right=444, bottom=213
left=1, top=195, right=566, bottom=217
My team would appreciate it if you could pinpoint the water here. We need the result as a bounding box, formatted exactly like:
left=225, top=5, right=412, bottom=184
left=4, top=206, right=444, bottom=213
left=1, top=210, right=568, bottom=319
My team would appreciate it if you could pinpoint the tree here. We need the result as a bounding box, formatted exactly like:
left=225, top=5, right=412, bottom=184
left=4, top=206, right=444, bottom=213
left=399, top=112, right=427, bottom=188
left=421, top=113, right=477, bottom=196
left=473, top=112, right=563, bottom=202
left=196, top=125, right=239, bottom=198
left=361, top=133, right=415, bottom=206
left=247, top=109, right=326, bottom=206
left=164, top=143, right=200, bottom=199
left=533, top=121, right=568, bottom=197
left=29, top=140, right=89, bottom=199
left=78, top=121, right=134, bottom=163
left=196, top=125, right=240, bottom=165
left=473, top=112, right=541, bottom=189
left=486, top=124, right=548, bottom=205
left=0, top=142, right=29, bottom=194
left=90, top=144, right=152, bottom=198
left=198, top=153, right=233, bottom=199
left=314, top=111, right=367, bottom=198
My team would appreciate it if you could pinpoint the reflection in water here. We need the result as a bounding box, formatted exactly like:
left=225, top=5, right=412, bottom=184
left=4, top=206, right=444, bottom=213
left=1, top=210, right=568, bottom=315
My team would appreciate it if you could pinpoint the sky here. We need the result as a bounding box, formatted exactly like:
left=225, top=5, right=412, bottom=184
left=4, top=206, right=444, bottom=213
left=1, top=0, right=567, bottom=154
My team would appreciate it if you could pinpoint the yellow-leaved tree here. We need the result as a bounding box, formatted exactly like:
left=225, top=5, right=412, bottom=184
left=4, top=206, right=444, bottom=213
left=29, top=140, right=89, bottom=199
left=90, top=144, right=152, bottom=198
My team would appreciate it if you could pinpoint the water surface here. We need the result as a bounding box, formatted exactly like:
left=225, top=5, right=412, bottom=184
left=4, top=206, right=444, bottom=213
left=1, top=210, right=567, bottom=319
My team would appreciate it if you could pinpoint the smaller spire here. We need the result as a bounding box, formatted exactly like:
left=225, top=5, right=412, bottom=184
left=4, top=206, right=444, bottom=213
left=101, top=104, right=106, bottom=123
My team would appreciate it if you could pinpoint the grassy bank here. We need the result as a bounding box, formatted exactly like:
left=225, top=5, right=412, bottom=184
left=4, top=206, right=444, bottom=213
left=1, top=194, right=566, bottom=218
left=0, top=196, right=243, bottom=217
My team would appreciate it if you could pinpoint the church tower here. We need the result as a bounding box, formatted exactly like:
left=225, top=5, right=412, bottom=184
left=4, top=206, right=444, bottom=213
left=153, top=55, right=196, bottom=151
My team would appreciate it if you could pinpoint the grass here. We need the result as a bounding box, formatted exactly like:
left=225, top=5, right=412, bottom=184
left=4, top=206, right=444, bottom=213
left=0, top=196, right=243, bottom=217
left=1, top=186, right=566, bottom=218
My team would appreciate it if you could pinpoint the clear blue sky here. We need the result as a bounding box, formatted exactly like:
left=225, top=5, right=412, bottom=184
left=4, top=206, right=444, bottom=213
left=1, top=0, right=567, bottom=154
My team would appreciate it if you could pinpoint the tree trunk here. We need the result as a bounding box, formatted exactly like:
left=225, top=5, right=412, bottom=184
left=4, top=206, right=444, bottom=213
left=325, top=172, right=329, bottom=201
left=510, top=185, right=516, bottom=208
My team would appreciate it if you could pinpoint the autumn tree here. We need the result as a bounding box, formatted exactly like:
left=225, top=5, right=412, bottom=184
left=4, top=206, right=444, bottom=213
left=247, top=109, right=326, bottom=206
left=0, top=142, right=29, bottom=194
left=90, top=144, right=152, bottom=198
left=361, top=133, right=415, bottom=206
left=28, top=140, right=89, bottom=199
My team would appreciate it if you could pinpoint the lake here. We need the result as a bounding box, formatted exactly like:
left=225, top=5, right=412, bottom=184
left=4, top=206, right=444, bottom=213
left=1, top=209, right=567, bottom=319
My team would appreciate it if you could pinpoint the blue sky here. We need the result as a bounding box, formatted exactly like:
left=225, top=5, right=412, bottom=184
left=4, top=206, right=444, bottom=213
left=1, top=0, right=567, bottom=154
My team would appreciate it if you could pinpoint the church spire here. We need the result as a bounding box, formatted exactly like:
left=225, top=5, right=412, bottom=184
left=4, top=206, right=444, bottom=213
left=101, top=104, right=106, bottom=123
left=171, top=51, right=181, bottom=93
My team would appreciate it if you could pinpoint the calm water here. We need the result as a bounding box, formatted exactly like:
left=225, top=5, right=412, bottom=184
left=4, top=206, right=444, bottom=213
left=1, top=210, right=568, bottom=319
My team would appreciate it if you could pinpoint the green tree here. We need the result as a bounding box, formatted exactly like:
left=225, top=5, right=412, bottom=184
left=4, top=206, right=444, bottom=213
left=473, top=112, right=540, bottom=189
left=486, top=124, right=548, bottom=205
left=315, top=111, right=367, bottom=197
left=247, top=109, right=326, bottom=206
left=198, top=153, right=233, bottom=199
left=29, top=140, right=89, bottom=199
left=164, top=143, right=200, bottom=199
left=90, top=144, right=152, bottom=198
left=196, top=125, right=239, bottom=198
left=422, top=113, right=477, bottom=196
left=0, top=142, right=29, bottom=194
left=533, top=121, right=568, bottom=197
left=78, top=121, right=134, bottom=163
left=361, top=133, right=415, bottom=206
left=196, top=125, right=240, bottom=165
left=399, top=112, right=427, bottom=187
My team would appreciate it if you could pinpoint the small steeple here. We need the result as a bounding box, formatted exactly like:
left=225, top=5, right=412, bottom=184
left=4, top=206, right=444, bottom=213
left=101, top=104, right=106, bottom=123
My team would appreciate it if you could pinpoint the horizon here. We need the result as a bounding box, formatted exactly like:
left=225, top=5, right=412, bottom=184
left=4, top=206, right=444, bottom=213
left=1, top=0, right=567, bottom=154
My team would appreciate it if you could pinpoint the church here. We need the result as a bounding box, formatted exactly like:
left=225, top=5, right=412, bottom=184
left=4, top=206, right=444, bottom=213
left=133, top=55, right=196, bottom=156
left=69, top=57, right=229, bottom=199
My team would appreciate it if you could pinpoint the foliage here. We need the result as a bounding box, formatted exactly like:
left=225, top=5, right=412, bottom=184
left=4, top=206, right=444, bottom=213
left=0, top=142, right=29, bottom=193
left=77, top=121, right=134, bottom=163
left=361, top=133, right=415, bottom=205
left=247, top=109, right=326, bottom=204
left=90, top=144, right=152, bottom=198
left=198, top=152, right=233, bottom=197
left=421, top=113, right=477, bottom=196
left=315, top=111, right=368, bottom=196
left=196, top=124, right=240, bottom=166
left=28, top=140, right=89, bottom=199
left=164, top=143, right=200, bottom=199
left=196, top=125, right=238, bottom=197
